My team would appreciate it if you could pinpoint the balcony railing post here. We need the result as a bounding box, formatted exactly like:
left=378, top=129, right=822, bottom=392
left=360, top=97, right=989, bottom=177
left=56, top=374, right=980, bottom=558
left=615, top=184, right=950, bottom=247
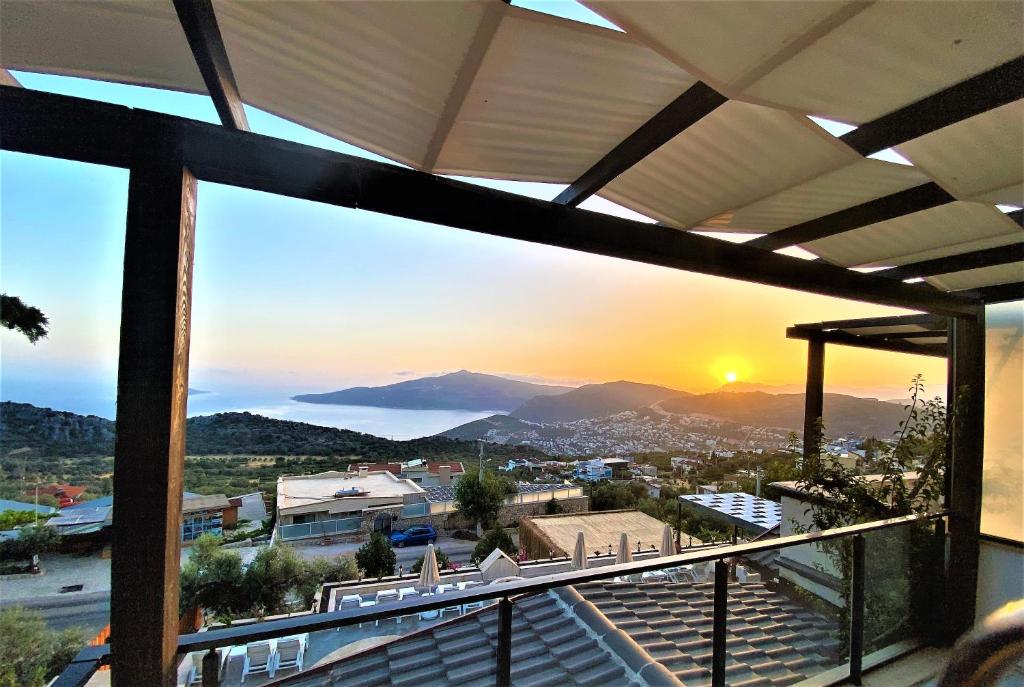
left=496, top=596, right=513, bottom=687
left=849, top=534, right=866, bottom=685
left=202, top=648, right=220, bottom=687
left=712, top=559, right=728, bottom=687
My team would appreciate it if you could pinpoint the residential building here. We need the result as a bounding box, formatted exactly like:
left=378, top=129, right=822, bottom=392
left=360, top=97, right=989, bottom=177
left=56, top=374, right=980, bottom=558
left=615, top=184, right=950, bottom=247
left=276, top=469, right=425, bottom=542
left=574, top=458, right=612, bottom=482
left=346, top=460, right=463, bottom=486
left=181, top=494, right=237, bottom=543
left=519, top=509, right=674, bottom=559
left=28, top=483, right=86, bottom=508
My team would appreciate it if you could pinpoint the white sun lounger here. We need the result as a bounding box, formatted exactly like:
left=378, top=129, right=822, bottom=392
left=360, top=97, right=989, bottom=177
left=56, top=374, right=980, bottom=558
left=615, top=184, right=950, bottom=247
left=240, top=641, right=273, bottom=682
left=274, top=635, right=307, bottom=675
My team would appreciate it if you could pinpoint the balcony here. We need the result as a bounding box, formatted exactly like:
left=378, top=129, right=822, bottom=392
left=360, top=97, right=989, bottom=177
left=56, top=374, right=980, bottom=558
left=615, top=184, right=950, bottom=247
left=56, top=512, right=972, bottom=687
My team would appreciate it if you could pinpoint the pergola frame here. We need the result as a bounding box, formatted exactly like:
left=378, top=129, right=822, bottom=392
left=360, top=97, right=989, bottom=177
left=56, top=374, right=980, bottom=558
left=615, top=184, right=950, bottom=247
left=0, top=83, right=993, bottom=683
left=788, top=312, right=986, bottom=647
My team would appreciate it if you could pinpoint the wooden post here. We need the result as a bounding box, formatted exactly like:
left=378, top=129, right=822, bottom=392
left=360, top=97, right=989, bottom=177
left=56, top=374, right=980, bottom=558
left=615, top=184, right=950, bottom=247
left=803, top=338, right=826, bottom=465
left=945, top=307, right=985, bottom=642
left=110, top=117, right=197, bottom=685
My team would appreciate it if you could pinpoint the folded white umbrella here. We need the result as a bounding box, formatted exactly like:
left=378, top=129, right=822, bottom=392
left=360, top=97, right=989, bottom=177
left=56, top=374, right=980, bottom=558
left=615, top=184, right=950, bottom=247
left=660, top=524, right=675, bottom=557
left=418, top=543, right=441, bottom=590
left=616, top=532, right=632, bottom=564
left=572, top=531, right=587, bottom=570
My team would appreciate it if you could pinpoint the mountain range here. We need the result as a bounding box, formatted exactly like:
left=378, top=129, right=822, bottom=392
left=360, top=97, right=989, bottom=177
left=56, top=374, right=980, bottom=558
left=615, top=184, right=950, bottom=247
left=292, top=370, right=570, bottom=412
left=510, top=380, right=685, bottom=423
left=0, top=401, right=547, bottom=460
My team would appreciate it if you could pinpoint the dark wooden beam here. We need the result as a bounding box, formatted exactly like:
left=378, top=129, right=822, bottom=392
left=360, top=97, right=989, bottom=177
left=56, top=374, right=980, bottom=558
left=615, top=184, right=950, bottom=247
left=945, top=307, right=985, bottom=642
left=553, top=81, right=727, bottom=207
left=803, top=338, right=825, bottom=465
left=0, top=85, right=981, bottom=317
left=172, top=0, right=249, bottom=131
left=791, top=313, right=947, bottom=331
left=1005, top=209, right=1023, bottom=228
left=840, top=56, right=1024, bottom=155
left=973, top=281, right=1023, bottom=304
left=787, top=327, right=948, bottom=358
left=747, top=182, right=954, bottom=251
left=877, top=243, right=1024, bottom=280
left=854, top=329, right=947, bottom=340
left=110, top=113, right=197, bottom=685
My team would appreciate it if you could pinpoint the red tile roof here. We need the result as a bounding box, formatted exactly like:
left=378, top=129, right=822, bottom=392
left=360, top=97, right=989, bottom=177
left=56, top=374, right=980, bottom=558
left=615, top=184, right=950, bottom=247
left=32, top=483, right=87, bottom=500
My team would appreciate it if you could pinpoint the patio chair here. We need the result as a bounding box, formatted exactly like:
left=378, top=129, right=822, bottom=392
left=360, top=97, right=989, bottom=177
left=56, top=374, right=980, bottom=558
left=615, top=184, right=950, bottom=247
left=396, top=588, right=419, bottom=623
left=641, top=570, right=669, bottom=583
left=458, top=581, right=484, bottom=613
left=358, top=599, right=377, bottom=628
left=240, top=641, right=273, bottom=683
left=274, top=635, right=307, bottom=676
left=438, top=589, right=462, bottom=618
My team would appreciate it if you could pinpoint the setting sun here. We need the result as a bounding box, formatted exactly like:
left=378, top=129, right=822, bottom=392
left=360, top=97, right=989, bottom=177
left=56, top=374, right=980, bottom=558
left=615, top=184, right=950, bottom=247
left=725, top=371, right=738, bottom=383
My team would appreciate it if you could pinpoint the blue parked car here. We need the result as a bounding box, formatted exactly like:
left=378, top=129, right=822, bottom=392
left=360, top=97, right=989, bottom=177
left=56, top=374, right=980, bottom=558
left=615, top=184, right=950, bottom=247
left=389, top=525, right=437, bottom=548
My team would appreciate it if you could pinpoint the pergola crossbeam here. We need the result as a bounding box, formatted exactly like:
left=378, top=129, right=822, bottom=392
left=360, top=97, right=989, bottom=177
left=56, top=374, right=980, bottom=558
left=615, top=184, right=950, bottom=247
left=839, top=56, right=1024, bottom=156
left=877, top=243, right=1024, bottom=281
left=747, top=182, right=954, bottom=251
left=787, top=327, right=947, bottom=357
left=0, top=85, right=980, bottom=317
left=172, top=0, right=249, bottom=131
left=553, top=81, right=727, bottom=207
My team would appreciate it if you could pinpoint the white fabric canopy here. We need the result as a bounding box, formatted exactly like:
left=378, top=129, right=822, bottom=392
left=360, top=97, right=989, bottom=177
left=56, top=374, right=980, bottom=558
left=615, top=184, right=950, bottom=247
left=1, top=0, right=1020, bottom=293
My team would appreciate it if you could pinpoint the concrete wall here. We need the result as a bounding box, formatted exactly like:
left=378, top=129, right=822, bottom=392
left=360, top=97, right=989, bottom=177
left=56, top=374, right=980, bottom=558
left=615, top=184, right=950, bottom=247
left=976, top=538, right=1024, bottom=623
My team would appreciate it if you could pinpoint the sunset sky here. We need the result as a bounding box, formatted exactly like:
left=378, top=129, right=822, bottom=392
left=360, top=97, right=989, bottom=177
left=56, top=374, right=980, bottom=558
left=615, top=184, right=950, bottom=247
left=0, top=68, right=947, bottom=413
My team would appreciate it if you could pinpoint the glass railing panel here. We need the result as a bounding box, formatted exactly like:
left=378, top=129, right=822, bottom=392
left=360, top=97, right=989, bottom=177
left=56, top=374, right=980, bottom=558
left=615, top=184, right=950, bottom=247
left=862, top=520, right=942, bottom=652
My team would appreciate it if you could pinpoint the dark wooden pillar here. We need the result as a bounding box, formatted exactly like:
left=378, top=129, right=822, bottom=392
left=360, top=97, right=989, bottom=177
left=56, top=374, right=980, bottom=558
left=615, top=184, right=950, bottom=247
left=945, top=306, right=985, bottom=642
left=803, top=338, right=826, bottom=465
left=110, top=117, right=197, bottom=685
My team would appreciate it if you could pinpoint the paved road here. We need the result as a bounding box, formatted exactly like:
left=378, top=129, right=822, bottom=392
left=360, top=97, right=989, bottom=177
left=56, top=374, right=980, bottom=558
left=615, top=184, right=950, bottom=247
left=1, top=590, right=111, bottom=637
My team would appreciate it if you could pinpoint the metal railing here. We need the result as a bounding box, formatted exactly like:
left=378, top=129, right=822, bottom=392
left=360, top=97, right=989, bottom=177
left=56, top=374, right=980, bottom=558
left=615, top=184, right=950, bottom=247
left=54, top=511, right=946, bottom=687
left=277, top=516, right=361, bottom=541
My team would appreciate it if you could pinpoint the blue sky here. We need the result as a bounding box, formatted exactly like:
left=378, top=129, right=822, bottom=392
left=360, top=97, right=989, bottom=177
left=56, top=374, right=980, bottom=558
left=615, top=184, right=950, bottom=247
left=0, top=59, right=945, bottom=416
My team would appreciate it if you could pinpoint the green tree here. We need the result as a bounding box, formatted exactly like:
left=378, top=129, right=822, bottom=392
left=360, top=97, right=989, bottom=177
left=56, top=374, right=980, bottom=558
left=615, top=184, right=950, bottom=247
left=295, top=556, right=357, bottom=607
left=796, top=374, right=948, bottom=652
left=410, top=548, right=451, bottom=573
left=0, top=295, right=49, bottom=344
left=242, top=545, right=305, bottom=616
left=355, top=532, right=397, bottom=579
left=0, top=509, right=53, bottom=530
left=454, top=466, right=507, bottom=533
left=179, top=534, right=245, bottom=617
left=472, top=523, right=516, bottom=564
left=0, top=524, right=59, bottom=561
left=0, top=607, right=85, bottom=687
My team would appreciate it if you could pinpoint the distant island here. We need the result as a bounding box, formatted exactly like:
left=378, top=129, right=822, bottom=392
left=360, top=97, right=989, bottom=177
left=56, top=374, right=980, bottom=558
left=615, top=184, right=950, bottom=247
left=188, top=388, right=209, bottom=396
left=292, top=370, right=571, bottom=412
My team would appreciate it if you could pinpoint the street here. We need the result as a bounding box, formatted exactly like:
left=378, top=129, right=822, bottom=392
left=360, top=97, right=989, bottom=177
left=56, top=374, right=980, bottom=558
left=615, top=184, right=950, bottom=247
left=1, top=590, right=111, bottom=638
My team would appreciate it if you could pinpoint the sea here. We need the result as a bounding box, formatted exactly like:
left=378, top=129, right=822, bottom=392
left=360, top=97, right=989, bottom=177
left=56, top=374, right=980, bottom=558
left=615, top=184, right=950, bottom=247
left=1, top=385, right=500, bottom=441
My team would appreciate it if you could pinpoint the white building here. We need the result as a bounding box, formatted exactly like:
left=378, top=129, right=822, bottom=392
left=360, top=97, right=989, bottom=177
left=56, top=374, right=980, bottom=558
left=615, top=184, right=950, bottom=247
left=276, top=469, right=425, bottom=542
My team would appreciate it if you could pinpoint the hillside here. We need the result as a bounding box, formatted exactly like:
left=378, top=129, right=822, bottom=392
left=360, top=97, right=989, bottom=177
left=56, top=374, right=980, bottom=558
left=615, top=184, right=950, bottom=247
left=510, top=380, right=686, bottom=423
left=293, top=370, right=571, bottom=411
left=0, top=402, right=548, bottom=460
left=440, top=414, right=535, bottom=441
left=656, top=391, right=909, bottom=437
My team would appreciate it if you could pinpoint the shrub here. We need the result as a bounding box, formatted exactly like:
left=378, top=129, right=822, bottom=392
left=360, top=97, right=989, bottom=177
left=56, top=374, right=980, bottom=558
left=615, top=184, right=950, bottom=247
left=0, top=525, right=59, bottom=561
left=355, top=532, right=396, bottom=579
left=0, top=607, right=85, bottom=687
left=472, top=524, right=516, bottom=564
left=454, top=467, right=506, bottom=531
left=410, top=548, right=450, bottom=574
left=296, top=556, right=357, bottom=607
left=544, top=497, right=561, bottom=515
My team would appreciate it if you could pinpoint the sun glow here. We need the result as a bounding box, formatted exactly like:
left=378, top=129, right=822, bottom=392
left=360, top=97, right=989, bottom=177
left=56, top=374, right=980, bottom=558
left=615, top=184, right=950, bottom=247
left=710, top=356, right=753, bottom=386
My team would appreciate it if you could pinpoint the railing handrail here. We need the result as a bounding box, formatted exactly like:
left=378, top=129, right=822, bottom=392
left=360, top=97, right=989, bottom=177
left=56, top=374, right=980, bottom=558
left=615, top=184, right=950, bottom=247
left=57, top=510, right=946, bottom=682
